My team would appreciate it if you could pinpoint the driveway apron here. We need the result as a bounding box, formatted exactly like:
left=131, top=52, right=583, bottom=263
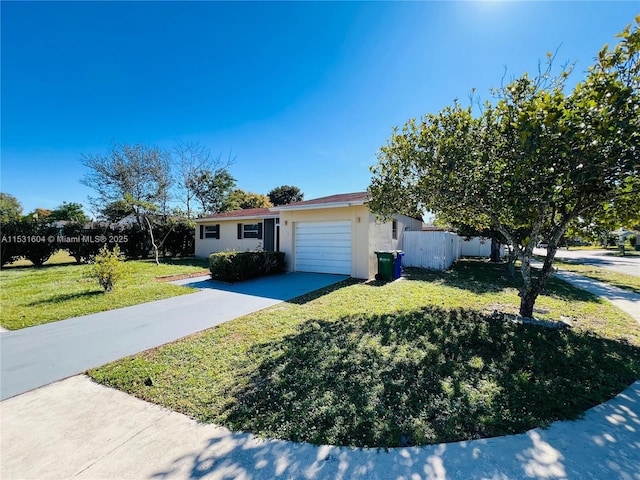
left=0, top=273, right=348, bottom=401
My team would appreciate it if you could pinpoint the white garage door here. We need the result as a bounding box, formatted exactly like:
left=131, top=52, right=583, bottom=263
left=295, top=221, right=352, bottom=275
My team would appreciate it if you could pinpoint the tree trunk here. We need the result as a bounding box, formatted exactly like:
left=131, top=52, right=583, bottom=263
left=505, top=246, right=516, bottom=277
left=143, top=214, right=175, bottom=265
left=518, top=244, right=558, bottom=318
left=143, top=215, right=161, bottom=266
left=490, top=234, right=501, bottom=263
left=519, top=284, right=542, bottom=318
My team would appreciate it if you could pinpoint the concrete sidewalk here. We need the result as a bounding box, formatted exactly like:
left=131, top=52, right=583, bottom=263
left=2, top=374, right=639, bottom=480
left=1, top=270, right=639, bottom=479
left=552, top=269, right=639, bottom=323
left=527, top=259, right=640, bottom=325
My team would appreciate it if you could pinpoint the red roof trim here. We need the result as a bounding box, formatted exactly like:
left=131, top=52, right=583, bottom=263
left=197, top=207, right=278, bottom=220
left=196, top=192, right=369, bottom=220
left=277, top=192, right=368, bottom=209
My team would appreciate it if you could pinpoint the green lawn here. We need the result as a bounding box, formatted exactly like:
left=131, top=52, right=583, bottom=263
left=89, top=260, right=640, bottom=448
left=0, top=256, right=209, bottom=330
left=605, top=250, right=640, bottom=257
left=565, top=246, right=640, bottom=256
left=7, top=249, right=79, bottom=267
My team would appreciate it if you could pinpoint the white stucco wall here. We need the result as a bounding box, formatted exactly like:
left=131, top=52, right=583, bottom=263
left=367, top=214, right=424, bottom=278
left=195, top=209, right=424, bottom=279
left=194, top=219, right=263, bottom=258
left=279, top=205, right=370, bottom=279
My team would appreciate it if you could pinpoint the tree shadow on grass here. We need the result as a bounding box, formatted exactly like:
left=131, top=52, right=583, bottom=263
left=401, top=260, right=599, bottom=303
left=402, top=261, right=516, bottom=293
left=26, top=290, right=103, bottom=306
left=0, top=260, right=78, bottom=270
left=154, top=257, right=211, bottom=268
left=286, top=278, right=362, bottom=305
left=219, top=306, right=640, bottom=449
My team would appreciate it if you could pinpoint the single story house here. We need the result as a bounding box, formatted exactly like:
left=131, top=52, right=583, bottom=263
left=194, top=192, right=423, bottom=279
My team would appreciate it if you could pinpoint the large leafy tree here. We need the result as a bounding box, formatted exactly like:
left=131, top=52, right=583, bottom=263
left=173, top=141, right=234, bottom=218
left=0, top=193, right=23, bottom=222
left=81, top=143, right=172, bottom=227
left=224, top=189, right=273, bottom=211
left=369, top=18, right=639, bottom=318
left=50, top=202, right=90, bottom=223
left=100, top=199, right=134, bottom=223
left=565, top=193, right=640, bottom=245
left=192, top=168, right=237, bottom=215
left=81, top=143, right=172, bottom=263
left=0, top=193, right=24, bottom=266
left=267, top=185, right=304, bottom=206
left=27, top=208, right=53, bottom=219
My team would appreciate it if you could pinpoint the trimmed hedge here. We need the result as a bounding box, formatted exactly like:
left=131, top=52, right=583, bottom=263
left=209, top=251, right=286, bottom=283
left=1, top=219, right=196, bottom=267
left=0, top=218, right=59, bottom=266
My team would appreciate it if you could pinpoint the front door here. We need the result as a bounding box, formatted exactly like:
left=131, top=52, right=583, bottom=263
left=263, top=218, right=275, bottom=252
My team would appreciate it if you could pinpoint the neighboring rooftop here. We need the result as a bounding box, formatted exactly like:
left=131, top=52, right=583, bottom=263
left=276, top=192, right=368, bottom=210
left=195, top=207, right=279, bottom=222
left=195, top=192, right=370, bottom=221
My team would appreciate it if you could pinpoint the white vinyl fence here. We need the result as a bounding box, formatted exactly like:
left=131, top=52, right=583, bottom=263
left=401, top=231, right=462, bottom=270
left=460, top=236, right=506, bottom=257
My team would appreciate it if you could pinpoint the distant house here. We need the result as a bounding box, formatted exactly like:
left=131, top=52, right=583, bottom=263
left=194, top=192, right=423, bottom=279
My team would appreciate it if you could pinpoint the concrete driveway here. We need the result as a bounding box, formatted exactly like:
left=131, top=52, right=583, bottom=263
left=0, top=272, right=348, bottom=401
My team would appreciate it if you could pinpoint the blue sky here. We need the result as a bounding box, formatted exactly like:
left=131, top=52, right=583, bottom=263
left=2, top=1, right=638, bottom=217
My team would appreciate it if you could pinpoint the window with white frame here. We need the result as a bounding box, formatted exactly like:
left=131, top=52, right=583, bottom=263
left=392, top=219, right=398, bottom=240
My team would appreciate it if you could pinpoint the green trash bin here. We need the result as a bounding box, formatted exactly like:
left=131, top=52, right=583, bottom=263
left=375, top=251, right=395, bottom=281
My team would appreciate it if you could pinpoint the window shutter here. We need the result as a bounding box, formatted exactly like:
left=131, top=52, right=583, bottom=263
left=199, top=225, right=204, bottom=240
left=215, top=224, right=220, bottom=239
left=237, top=223, right=242, bottom=239
left=257, top=222, right=263, bottom=240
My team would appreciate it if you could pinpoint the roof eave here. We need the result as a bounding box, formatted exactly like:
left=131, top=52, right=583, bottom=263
left=274, top=200, right=367, bottom=212
left=194, top=213, right=280, bottom=223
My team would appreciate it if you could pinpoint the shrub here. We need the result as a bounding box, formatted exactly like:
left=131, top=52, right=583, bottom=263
left=20, top=218, right=59, bottom=266
left=209, top=251, right=286, bottom=283
left=0, top=220, right=22, bottom=267
left=161, top=220, right=195, bottom=257
left=88, top=244, right=127, bottom=292
left=61, top=223, right=107, bottom=263
left=118, top=223, right=149, bottom=259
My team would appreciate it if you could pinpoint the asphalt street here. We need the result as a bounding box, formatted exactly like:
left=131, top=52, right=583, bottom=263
left=533, top=247, right=639, bottom=277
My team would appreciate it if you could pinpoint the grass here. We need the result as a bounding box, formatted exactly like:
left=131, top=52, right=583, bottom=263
left=7, top=249, right=79, bottom=267
left=566, top=245, right=640, bottom=256
left=0, top=255, right=209, bottom=330
left=89, top=259, right=640, bottom=448
left=605, top=250, right=640, bottom=257
left=539, top=257, right=640, bottom=294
